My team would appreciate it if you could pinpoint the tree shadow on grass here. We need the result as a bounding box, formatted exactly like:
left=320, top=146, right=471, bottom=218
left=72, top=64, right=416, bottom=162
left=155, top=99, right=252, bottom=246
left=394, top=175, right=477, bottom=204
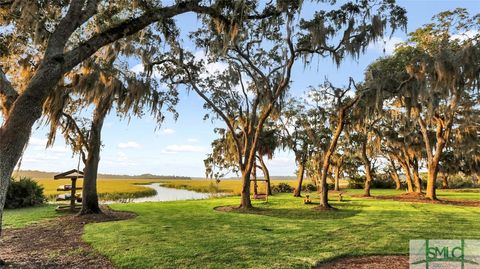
left=214, top=204, right=360, bottom=220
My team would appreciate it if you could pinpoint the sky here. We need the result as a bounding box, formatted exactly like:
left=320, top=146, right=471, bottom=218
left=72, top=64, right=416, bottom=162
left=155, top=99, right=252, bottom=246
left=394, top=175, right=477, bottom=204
left=17, top=0, right=480, bottom=177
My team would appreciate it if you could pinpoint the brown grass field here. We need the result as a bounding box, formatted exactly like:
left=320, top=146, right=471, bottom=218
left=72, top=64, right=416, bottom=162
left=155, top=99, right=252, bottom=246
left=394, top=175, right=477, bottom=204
left=28, top=177, right=349, bottom=201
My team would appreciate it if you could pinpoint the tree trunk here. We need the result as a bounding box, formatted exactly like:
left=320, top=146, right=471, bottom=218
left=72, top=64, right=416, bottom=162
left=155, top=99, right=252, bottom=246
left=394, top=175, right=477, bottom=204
left=388, top=158, right=401, bottom=190
left=391, top=172, right=401, bottom=190
left=442, top=174, right=449, bottom=189
left=0, top=59, right=64, bottom=234
left=425, top=165, right=438, bottom=200
left=318, top=160, right=331, bottom=208
left=258, top=155, right=272, bottom=195
left=410, top=158, right=422, bottom=193
left=317, top=108, right=351, bottom=209
left=240, top=170, right=253, bottom=209
left=252, top=162, right=258, bottom=196
left=318, top=154, right=333, bottom=209
left=80, top=102, right=108, bottom=215
left=398, top=159, right=414, bottom=192
left=293, top=162, right=305, bottom=197
left=361, top=142, right=373, bottom=197
left=334, top=165, right=342, bottom=191
left=418, top=117, right=451, bottom=200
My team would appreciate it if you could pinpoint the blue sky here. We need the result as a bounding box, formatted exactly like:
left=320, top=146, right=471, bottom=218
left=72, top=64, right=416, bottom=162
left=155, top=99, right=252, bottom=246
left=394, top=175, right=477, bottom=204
left=19, top=1, right=480, bottom=177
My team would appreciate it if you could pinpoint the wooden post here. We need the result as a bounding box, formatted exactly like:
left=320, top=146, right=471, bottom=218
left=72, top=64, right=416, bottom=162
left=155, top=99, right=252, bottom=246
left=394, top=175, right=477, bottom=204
left=70, top=177, right=77, bottom=212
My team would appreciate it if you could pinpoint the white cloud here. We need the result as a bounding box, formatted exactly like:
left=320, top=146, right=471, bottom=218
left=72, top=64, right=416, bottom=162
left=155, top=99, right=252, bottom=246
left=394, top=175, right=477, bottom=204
left=49, top=146, right=69, bottom=153
left=369, top=36, right=404, bottom=55
left=161, top=128, right=175, bottom=135
left=194, top=50, right=228, bottom=77
left=451, top=30, right=479, bottom=42
left=163, top=144, right=206, bottom=153
left=131, top=63, right=163, bottom=78
left=29, top=137, right=48, bottom=146
left=117, top=151, right=128, bottom=161
left=118, top=141, right=142, bottom=149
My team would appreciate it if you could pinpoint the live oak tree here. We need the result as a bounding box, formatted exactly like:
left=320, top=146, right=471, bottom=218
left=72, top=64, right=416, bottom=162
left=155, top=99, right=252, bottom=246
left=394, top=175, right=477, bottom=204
left=363, top=48, right=423, bottom=194
left=347, top=94, right=383, bottom=197
left=279, top=99, right=311, bottom=197
left=439, top=104, right=480, bottom=188
left=256, top=127, right=278, bottom=196
left=385, top=156, right=402, bottom=190
left=43, top=55, right=174, bottom=214
left=204, top=126, right=277, bottom=196
left=306, top=81, right=362, bottom=208
left=376, top=106, right=424, bottom=193
left=366, top=9, right=480, bottom=199
left=155, top=0, right=406, bottom=209
left=0, top=0, right=276, bottom=231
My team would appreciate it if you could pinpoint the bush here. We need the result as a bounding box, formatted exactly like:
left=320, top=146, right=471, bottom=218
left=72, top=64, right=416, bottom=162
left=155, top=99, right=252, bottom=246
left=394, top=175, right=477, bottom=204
left=301, top=183, right=318, bottom=192
left=347, top=176, right=365, bottom=189
left=371, top=178, right=397, bottom=189
left=5, top=177, right=45, bottom=209
left=446, top=178, right=479, bottom=189
left=272, top=183, right=294, bottom=193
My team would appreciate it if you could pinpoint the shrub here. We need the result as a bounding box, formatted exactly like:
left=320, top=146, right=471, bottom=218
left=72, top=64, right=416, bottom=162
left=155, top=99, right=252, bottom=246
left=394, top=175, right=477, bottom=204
left=347, top=176, right=365, bottom=189
left=272, top=183, right=294, bottom=193
left=446, top=177, right=479, bottom=189
left=301, top=183, right=318, bottom=192
left=371, top=178, right=397, bottom=189
left=5, top=177, right=45, bottom=209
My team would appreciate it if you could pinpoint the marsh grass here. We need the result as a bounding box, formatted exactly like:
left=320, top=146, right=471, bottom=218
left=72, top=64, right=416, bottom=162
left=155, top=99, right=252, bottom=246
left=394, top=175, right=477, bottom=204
left=34, top=178, right=164, bottom=201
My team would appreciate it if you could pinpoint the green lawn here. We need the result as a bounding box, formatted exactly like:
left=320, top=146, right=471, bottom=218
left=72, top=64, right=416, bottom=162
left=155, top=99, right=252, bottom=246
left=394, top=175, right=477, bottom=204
left=343, top=188, right=480, bottom=200
left=3, top=204, right=63, bottom=229
left=82, top=191, right=480, bottom=269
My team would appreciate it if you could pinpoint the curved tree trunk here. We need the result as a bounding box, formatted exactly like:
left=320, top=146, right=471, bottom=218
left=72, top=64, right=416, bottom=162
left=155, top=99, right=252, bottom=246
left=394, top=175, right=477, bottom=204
left=293, top=162, right=305, bottom=197
left=80, top=101, right=108, bottom=215
left=418, top=116, right=453, bottom=200
left=258, top=155, right=272, bottom=195
left=0, top=59, right=64, bottom=234
left=391, top=171, right=401, bottom=190
left=318, top=160, right=331, bottom=208
left=410, top=157, right=422, bottom=193
left=252, top=161, right=258, bottom=196
left=388, top=158, right=401, bottom=190
left=442, top=174, right=449, bottom=189
left=361, top=142, right=373, bottom=197
left=334, top=164, right=342, bottom=191
left=398, top=159, right=414, bottom=193
left=318, top=107, right=353, bottom=209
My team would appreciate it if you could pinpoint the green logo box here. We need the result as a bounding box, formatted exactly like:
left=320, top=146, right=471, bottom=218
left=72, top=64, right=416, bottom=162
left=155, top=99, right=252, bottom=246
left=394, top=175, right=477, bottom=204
left=410, top=240, right=480, bottom=269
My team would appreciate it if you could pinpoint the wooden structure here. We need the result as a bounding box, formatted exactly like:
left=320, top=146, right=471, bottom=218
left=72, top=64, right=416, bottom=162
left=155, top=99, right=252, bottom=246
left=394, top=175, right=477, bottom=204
left=252, top=178, right=269, bottom=202
left=54, top=169, right=83, bottom=212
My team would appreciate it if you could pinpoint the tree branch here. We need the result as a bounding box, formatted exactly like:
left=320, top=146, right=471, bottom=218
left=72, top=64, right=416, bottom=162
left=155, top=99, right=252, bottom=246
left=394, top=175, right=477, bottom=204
left=0, top=67, right=19, bottom=117
left=63, top=2, right=228, bottom=71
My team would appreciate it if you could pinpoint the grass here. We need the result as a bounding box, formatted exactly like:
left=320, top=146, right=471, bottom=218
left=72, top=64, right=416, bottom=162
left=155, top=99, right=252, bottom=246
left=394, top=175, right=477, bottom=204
left=343, top=188, right=480, bottom=200
left=3, top=204, right=64, bottom=229
left=33, top=178, right=166, bottom=201
left=82, top=190, right=480, bottom=269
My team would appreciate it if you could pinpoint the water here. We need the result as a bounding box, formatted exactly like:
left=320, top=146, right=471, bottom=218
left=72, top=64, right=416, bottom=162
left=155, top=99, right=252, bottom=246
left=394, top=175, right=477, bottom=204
left=109, top=183, right=213, bottom=203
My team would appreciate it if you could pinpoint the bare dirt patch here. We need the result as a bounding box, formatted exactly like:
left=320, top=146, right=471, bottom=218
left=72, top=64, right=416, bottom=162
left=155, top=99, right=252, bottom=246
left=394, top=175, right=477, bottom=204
left=347, top=192, right=480, bottom=207
left=374, top=193, right=480, bottom=207
left=317, top=255, right=408, bottom=269
left=0, top=206, right=135, bottom=269
left=214, top=205, right=263, bottom=213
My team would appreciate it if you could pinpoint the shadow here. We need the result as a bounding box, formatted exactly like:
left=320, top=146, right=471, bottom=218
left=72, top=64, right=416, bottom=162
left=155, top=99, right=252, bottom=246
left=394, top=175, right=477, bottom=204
left=214, top=204, right=360, bottom=220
